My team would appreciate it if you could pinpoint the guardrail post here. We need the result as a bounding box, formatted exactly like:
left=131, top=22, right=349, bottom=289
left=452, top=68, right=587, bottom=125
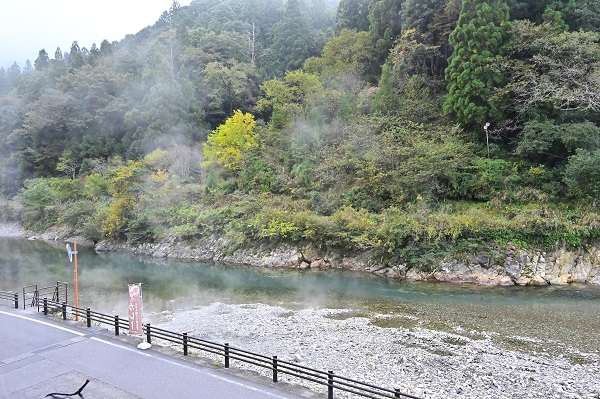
left=62, top=302, right=67, bottom=320
left=183, top=333, right=188, bottom=356
left=224, top=343, right=230, bottom=368
left=272, top=356, right=278, bottom=383
left=14, top=292, right=18, bottom=309
left=328, top=371, right=334, bottom=399
left=86, top=308, right=91, bottom=327
left=146, top=324, right=152, bottom=344
left=43, top=297, right=48, bottom=315
left=115, top=315, right=120, bottom=336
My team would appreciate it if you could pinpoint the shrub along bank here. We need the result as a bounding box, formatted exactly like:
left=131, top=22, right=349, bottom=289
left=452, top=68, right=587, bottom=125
left=10, top=182, right=600, bottom=285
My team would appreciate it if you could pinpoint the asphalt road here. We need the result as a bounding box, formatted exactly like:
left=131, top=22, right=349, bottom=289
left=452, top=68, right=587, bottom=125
left=0, top=308, right=311, bottom=399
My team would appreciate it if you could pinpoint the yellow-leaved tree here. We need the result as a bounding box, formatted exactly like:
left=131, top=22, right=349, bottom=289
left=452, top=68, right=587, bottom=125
left=203, top=110, right=258, bottom=172
left=102, top=160, right=144, bottom=237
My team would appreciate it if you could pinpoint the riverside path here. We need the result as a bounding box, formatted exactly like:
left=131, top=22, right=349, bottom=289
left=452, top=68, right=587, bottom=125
left=0, top=308, right=312, bottom=399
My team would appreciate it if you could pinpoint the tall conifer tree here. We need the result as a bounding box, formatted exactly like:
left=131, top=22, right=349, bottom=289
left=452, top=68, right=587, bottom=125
left=401, top=0, right=443, bottom=32
left=34, top=49, right=50, bottom=71
left=335, top=0, right=371, bottom=32
left=271, top=0, right=313, bottom=74
left=443, top=0, right=511, bottom=128
left=368, top=0, right=404, bottom=64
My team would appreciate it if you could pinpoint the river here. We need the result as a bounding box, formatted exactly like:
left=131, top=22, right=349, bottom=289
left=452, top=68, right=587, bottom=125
left=3, top=237, right=600, bottom=398
left=1, top=237, right=599, bottom=357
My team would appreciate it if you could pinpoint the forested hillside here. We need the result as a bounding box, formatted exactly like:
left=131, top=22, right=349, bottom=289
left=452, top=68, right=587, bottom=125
left=2, top=0, right=600, bottom=268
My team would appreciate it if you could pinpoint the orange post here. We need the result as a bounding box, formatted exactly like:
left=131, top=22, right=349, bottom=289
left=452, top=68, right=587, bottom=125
left=74, top=242, right=79, bottom=321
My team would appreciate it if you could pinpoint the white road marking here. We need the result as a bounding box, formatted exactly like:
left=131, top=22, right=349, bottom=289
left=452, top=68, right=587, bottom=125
left=0, top=311, right=85, bottom=336
left=90, top=337, right=291, bottom=398
left=0, top=311, right=294, bottom=398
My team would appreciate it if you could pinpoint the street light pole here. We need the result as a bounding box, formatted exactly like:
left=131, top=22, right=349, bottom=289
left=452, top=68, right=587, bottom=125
left=484, top=122, right=491, bottom=158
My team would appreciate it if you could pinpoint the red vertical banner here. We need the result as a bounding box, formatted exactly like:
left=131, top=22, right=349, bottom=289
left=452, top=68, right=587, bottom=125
left=128, top=283, right=143, bottom=335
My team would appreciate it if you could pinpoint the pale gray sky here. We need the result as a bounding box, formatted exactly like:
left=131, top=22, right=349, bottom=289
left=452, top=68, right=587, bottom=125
left=0, top=0, right=192, bottom=70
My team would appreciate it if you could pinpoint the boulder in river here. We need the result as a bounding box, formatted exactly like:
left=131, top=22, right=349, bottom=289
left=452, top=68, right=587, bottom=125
left=528, top=275, right=548, bottom=286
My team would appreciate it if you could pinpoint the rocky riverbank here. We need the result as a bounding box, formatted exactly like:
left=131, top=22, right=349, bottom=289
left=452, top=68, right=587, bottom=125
left=154, top=302, right=600, bottom=399
left=95, top=237, right=600, bottom=287
left=4, top=221, right=600, bottom=287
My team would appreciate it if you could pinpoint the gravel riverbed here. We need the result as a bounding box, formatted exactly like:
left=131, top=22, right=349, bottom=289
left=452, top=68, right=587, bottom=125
left=154, top=302, right=600, bottom=399
left=0, top=222, right=23, bottom=237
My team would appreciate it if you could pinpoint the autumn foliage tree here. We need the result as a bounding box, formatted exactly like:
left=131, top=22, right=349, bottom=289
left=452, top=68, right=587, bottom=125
left=103, top=160, right=144, bottom=238
left=203, top=110, right=258, bottom=172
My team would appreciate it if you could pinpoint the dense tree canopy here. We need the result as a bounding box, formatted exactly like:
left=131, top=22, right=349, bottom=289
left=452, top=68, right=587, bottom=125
left=3, top=0, right=600, bottom=266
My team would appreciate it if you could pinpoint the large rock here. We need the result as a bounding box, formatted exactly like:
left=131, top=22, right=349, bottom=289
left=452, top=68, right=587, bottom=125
left=555, top=250, right=578, bottom=275
left=528, top=275, right=548, bottom=286
left=515, top=276, right=530, bottom=286
left=504, top=258, right=522, bottom=279
left=494, top=276, right=515, bottom=286
left=571, top=257, right=593, bottom=283
left=549, top=274, right=571, bottom=286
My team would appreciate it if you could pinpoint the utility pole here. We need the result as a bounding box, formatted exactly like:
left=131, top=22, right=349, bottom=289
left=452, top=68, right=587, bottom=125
left=251, top=23, right=256, bottom=64
left=66, top=243, right=79, bottom=321
left=170, top=43, right=174, bottom=72
left=484, top=122, right=490, bottom=158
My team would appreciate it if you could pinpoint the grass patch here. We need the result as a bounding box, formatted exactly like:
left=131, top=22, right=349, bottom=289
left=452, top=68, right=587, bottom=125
left=370, top=316, right=419, bottom=329
left=325, top=310, right=372, bottom=320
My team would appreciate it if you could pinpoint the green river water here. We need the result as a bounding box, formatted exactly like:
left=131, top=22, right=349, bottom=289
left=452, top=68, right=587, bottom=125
left=1, top=237, right=599, bottom=357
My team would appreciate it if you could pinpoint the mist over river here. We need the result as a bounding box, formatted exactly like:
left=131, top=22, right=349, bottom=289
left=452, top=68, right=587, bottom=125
left=1, top=237, right=599, bottom=398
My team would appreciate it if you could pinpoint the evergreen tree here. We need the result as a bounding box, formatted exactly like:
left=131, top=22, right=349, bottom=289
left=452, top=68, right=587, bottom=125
left=443, top=0, right=511, bottom=129
left=308, top=0, right=334, bottom=31
left=34, top=49, right=50, bottom=71
left=401, top=0, right=443, bottom=32
left=6, top=62, right=22, bottom=89
left=50, top=47, right=66, bottom=74
left=505, top=0, right=553, bottom=22
left=429, top=0, right=461, bottom=57
left=23, top=60, right=33, bottom=74
left=124, top=45, right=201, bottom=155
left=8, top=62, right=21, bottom=75
left=574, top=0, right=600, bottom=32
left=88, top=43, right=100, bottom=66
left=69, top=41, right=85, bottom=69
left=335, top=0, right=371, bottom=32
left=100, top=40, right=113, bottom=57
left=368, top=0, right=404, bottom=64
left=271, top=0, right=314, bottom=75
left=372, top=63, right=400, bottom=114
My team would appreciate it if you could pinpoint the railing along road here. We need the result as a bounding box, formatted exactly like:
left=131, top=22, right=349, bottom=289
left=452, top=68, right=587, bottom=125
left=4, top=288, right=426, bottom=399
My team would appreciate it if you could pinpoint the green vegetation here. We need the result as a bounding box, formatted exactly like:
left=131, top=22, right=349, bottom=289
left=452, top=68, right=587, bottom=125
left=2, top=0, right=600, bottom=270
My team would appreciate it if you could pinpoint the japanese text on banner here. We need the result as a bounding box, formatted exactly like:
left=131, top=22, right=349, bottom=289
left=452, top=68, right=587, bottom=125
left=128, top=283, right=143, bottom=335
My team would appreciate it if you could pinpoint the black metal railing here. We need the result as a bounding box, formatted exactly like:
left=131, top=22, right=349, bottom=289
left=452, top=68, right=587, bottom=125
left=0, top=290, right=19, bottom=309
left=34, top=296, right=424, bottom=399
left=23, top=282, right=67, bottom=311
left=36, top=297, right=129, bottom=336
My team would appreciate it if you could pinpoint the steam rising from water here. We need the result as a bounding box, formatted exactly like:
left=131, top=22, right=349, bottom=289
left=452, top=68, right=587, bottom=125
left=1, top=238, right=600, bottom=354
